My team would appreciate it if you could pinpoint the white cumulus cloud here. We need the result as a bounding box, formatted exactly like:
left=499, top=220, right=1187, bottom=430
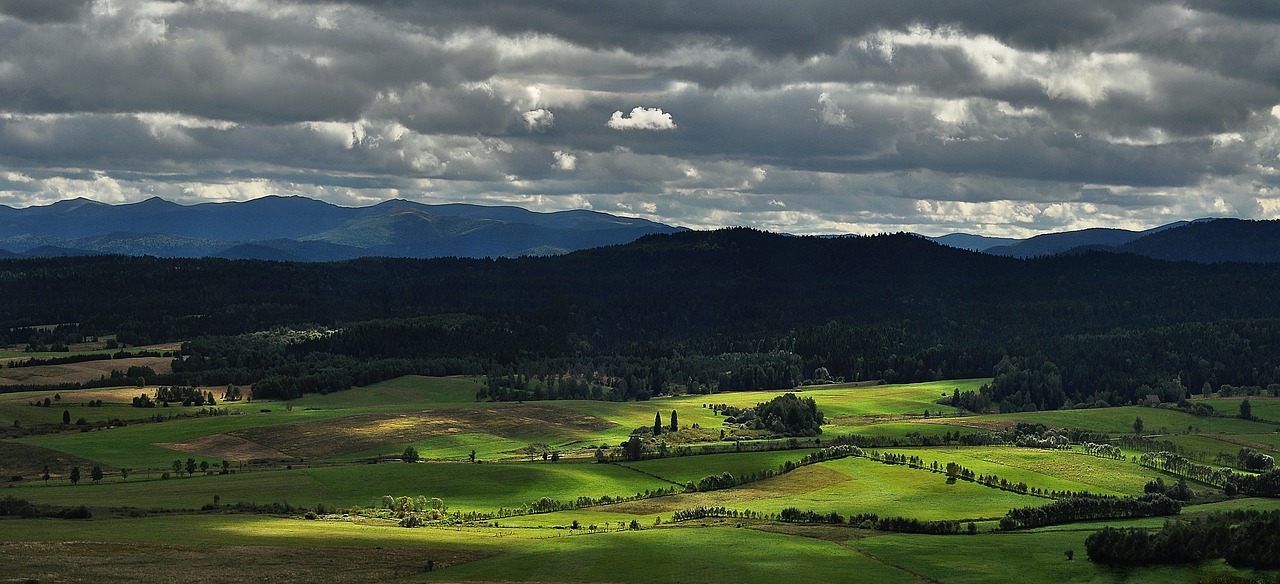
left=607, top=107, right=677, bottom=131
left=553, top=150, right=577, bottom=170
left=522, top=108, right=555, bottom=132
left=817, top=92, right=854, bottom=129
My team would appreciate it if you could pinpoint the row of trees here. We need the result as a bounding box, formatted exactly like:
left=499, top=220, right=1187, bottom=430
left=1000, top=494, right=1182, bottom=530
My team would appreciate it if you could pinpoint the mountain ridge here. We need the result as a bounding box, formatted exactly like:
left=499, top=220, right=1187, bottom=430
left=0, top=196, right=684, bottom=260
left=3, top=195, right=1278, bottom=263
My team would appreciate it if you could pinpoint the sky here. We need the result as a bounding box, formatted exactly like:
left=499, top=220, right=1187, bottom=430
left=2, top=1, right=1280, bottom=236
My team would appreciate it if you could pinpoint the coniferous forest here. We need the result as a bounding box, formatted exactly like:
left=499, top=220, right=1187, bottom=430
left=3, top=228, right=1280, bottom=410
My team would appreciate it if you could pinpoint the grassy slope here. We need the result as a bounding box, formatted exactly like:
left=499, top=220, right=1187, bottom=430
left=9, top=460, right=673, bottom=512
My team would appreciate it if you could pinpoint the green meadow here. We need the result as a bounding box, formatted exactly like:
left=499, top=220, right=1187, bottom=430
left=4, top=375, right=1280, bottom=583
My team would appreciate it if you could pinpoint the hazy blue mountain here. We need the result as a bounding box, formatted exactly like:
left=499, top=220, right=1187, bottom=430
left=984, top=221, right=1190, bottom=258
left=20, top=245, right=98, bottom=257
left=0, top=196, right=684, bottom=260
left=1116, top=218, right=1280, bottom=263
left=926, top=233, right=1018, bottom=252
left=985, top=228, right=1143, bottom=258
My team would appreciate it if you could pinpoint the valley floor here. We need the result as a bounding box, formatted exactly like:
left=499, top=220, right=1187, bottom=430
left=3, top=376, right=1280, bottom=583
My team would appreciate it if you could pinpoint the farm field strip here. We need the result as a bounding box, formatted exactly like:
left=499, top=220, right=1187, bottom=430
left=888, top=446, right=1163, bottom=495
left=603, top=456, right=1043, bottom=522
left=7, top=459, right=676, bottom=513
left=964, top=405, right=1279, bottom=436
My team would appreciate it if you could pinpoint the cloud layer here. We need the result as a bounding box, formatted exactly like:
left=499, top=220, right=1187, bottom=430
left=2, top=1, right=1280, bottom=236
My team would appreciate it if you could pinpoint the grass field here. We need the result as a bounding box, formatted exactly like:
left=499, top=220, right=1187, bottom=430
left=601, top=456, right=1042, bottom=522
left=6, top=375, right=1280, bottom=583
left=1201, top=396, right=1280, bottom=421
left=964, top=404, right=1280, bottom=435
left=626, top=449, right=822, bottom=484
left=8, top=459, right=674, bottom=512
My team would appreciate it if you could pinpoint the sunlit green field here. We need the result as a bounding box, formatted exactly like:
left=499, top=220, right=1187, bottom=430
left=5, top=375, right=1280, bottom=583
left=888, top=445, right=1165, bottom=495
left=7, top=459, right=674, bottom=512
left=627, top=449, right=821, bottom=484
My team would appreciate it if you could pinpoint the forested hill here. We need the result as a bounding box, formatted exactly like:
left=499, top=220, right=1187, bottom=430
left=4, top=228, right=1280, bottom=409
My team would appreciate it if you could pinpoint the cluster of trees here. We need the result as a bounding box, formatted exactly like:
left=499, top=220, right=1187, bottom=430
left=0, top=324, right=96, bottom=353
left=1224, top=469, right=1280, bottom=497
left=1007, top=423, right=1071, bottom=449
left=1086, top=510, right=1280, bottom=568
left=1000, top=494, right=1182, bottom=530
left=1238, top=447, right=1276, bottom=472
left=0, top=496, right=91, bottom=519
left=1081, top=442, right=1124, bottom=459
left=1143, top=478, right=1194, bottom=501
left=720, top=393, right=824, bottom=436
left=157, top=386, right=211, bottom=406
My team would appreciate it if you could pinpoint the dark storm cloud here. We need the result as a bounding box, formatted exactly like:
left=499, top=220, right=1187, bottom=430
left=310, top=0, right=1149, bottom=55
left=1, top=0, right=1279, bottom=235
left=0, top=0, right=91, bottom=23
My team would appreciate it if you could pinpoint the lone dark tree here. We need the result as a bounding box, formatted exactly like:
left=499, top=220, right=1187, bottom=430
left=62, top=410, right=71, bottom=424
left=185, top=458, right=197, bottom=477
left=172, top=460, right=182, bottom=476
left=402, top=446, right=420, bottom=463
left=469, top=449, right=477, bottom=463
left=42, top=465, right=50, bottom=485
left=669, top=410, right=678, bottom=432
left=1240, top=399, right=1253, bottom=420
left=653, top=411, right=662, bottom=436
left=1133, top=416, right=1144, bottom=435
left=90, top=466, right=104, bottom=483
left=69, top=466, right=81, bottom=485
left=120, top=468, right=130, bottom=481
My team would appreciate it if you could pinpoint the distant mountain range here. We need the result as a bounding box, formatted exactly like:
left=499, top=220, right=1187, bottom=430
left=0, top=196, right=685, bottom=261
left=2, top=195, right=1279, bottom=263
left=925, top=218, right=1280, bottom=263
